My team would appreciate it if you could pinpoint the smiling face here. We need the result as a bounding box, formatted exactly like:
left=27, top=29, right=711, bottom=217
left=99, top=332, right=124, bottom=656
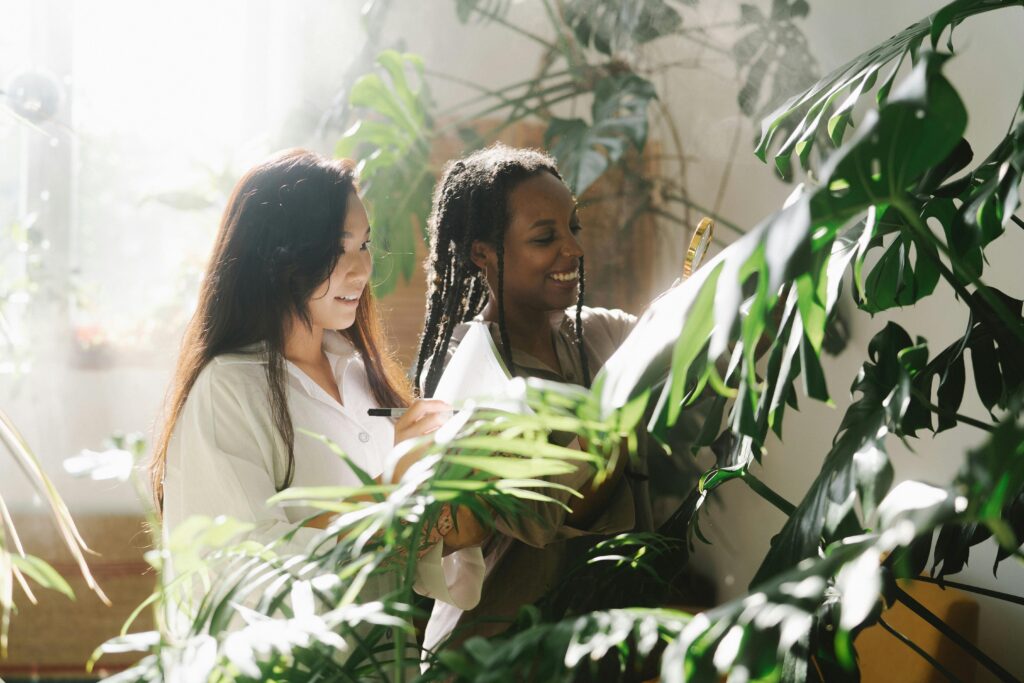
left=306, top=191, right=373, bottom=331
left=471, top=171, right=583, bottom=314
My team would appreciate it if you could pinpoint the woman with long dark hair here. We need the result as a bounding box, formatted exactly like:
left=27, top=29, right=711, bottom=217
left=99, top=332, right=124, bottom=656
left=151, top=149, right=483, bottom=611
left=416, top=144, right=651, bottom=649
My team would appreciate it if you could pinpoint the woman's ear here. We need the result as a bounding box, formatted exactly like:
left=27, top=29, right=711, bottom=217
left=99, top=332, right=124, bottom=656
left=470, top=240, right=495, bottom=275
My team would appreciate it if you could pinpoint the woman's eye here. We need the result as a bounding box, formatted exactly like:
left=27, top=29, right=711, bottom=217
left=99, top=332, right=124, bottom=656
left=360, top=239, right=372, bottom=251
left=570, top=223, right=583, bottom=235
left=532, top=234, right=555, bottom=245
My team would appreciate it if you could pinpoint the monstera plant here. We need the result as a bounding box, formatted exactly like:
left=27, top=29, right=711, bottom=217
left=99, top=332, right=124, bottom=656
left=445, top=1, right=1024, bottom=680
left=333, top=0, right=1023, bottom=680
left=84, top=1, right=1024, bottom=681
left=333, top=0, right=819, bottom=294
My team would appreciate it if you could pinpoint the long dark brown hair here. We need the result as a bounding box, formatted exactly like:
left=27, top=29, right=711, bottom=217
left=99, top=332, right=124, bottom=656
left=415, top=144, right=589, bottom=397
left=150, top=149, right=411, bottom=510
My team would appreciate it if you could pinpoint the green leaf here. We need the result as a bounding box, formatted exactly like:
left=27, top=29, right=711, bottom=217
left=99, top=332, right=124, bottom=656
left=453, top=0, right=512, bottom=24
left=860, top=232, right=940, bottom=313
left=962, top=116, right=1024, bottom=247
left=936, top=353, right=965, bottom=432
left=795, top=254, right=828, bottom=353
left=664, top=265, right=723, bottom=426
left=338, top=51, right=436, bottom=295
left=810, top=52, right=967, bottom=220
left=10, top=554, right=74, bottom=601
left=971, top=335, right=1002, bottom=412
left=545, top=74, right=657, bottom=195
left=752, top=323, right=916, bottom=585
left=852, top=444, right=893, bottom=522
left=450, top=436, right=599, bottom=464
left=755, top=0, right=1006, bottom=175
left=827, top=67, right=879, bottom=146
left=799, top=332, right=829, bottom=402
left=561, top=0, right=683, bottom=55
left=445, top=455, right=579, bottom=479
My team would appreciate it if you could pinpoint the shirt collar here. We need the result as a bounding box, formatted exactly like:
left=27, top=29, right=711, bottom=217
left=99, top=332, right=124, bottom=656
left=473, top=308, right=573, bottom=333
left=284, top=330, right=360, bottom=402
left=470, top=309, right=579, bottom=379
left=322, top=329, right=358, bottom=360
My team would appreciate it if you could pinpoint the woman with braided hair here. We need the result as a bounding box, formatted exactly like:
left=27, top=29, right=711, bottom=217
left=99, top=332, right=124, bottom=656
left=416, top=143, right=652, bottom=651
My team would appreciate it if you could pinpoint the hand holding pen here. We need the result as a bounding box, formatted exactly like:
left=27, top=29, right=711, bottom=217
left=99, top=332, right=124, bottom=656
left=387, top=399, right=453, bottom=447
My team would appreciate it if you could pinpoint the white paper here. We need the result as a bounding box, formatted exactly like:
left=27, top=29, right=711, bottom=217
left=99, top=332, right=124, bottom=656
left=432, top=322, right=527, bottom=413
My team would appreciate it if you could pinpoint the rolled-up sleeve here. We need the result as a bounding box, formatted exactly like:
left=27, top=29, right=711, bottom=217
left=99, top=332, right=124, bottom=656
left=413, top=543, right=485, bottom=610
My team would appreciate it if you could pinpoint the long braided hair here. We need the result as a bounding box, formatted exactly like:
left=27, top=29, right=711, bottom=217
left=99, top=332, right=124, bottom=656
left=415, top=144, right=590, bottom=397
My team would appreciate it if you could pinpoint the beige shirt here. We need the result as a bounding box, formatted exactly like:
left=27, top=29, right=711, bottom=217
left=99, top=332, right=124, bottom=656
left=423, top=306, right=652, bottom=651
left=163, top=330, right=484, bottom=613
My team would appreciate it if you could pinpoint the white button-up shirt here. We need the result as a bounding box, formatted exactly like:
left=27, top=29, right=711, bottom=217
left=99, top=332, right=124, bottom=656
left=162, top=330, right=483, bottom=610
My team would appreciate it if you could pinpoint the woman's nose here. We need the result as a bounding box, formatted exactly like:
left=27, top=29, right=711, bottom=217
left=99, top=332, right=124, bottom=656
left=561, top=237, right=584, bottom=258
left=344, top=251, right=372, bottom=282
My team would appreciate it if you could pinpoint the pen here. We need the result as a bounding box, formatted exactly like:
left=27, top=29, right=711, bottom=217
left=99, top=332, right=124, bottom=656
left=367, top=408, right=409, bottom=417
left=367, top=408, right=457, bottom=418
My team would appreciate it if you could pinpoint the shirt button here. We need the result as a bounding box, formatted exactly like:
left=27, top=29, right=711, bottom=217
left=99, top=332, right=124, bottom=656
left=358, top=431, right=370, bottom=443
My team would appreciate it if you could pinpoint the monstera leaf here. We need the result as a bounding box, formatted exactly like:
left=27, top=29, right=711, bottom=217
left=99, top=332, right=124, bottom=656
left=754, top=0, right=1016, bottom=180
left=560, top=0, right=688, bottom=55
left=545, top=73, right=657, bottom=196
left=732, top=0, right=818, bottom=120
left=750, top=323, right=918, bottom=586
left=452, top=0, right=513, bottom=23
left=931, top=398, right=1024, bottom=578
left=596, top=52, right=967, bottom=441
left=338, top=50, right=437, bottom=296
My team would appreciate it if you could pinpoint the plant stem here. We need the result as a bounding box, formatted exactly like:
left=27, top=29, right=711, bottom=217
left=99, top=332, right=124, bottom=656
left=667, top=20, right=745, bottom=36
left=893, top=584, right=1018, bottom=682
left=678, top=33, right=731, bottom=57
left=1011, top=214, right=1024, bottom=230
left=878, top=616, right=962, bottom=683
left=893, top=195, right=1024, bottom=345
left=544, top=0, right=586, bottom=67
left=741, top=470, right=797, bottom=516
left=480, top=89, right=582, bottom=139
left=442, top=79, right=579, bottom=132
left=909, top=388, right=996, bottom=433
left=432, top=68, right=574, bottom=116
left=470, top=7, right=554, bottom=50
left=712, top=118, right=744, bottom=219
left=653, top=99, right=692, bottom=228
left=662, top=192, right=747, bottom=235
left=912, top=575, right=1024, bottom=607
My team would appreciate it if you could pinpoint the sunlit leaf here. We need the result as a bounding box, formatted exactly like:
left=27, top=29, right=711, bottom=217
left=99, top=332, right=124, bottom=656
left=338, top=50, right=437, bottom=295
left=546, top=74, right=657, bottom=196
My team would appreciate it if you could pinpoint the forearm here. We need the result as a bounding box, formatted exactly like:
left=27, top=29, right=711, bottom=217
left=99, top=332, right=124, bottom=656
left=563, top=440, right=629, bottom=529
left=442, top=503, right=491, bottom=553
